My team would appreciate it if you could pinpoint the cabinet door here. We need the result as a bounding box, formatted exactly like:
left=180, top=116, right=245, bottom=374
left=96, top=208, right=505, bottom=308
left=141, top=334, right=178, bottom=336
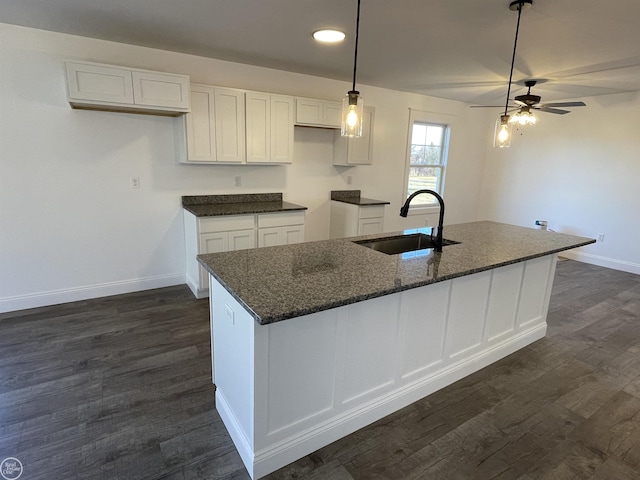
left=215, top=88, right=245, bottom=163
left=271, top=95, right=294, bottom=163
left=323, top=101, right=342, bottom=128
left=333, top=106, right=375, bottom=166
left=282, top=225, right=304, bottom=244
left=66, top=62, right=133, bottom=105
left=246, top=92, right=270, bottom=163
left=358, top=218, right=384, bottom=236
left=200, top=232, right=228, bottom=254
left=199, top=232, right=229, bottom=290
left=186, top=85, right=216, bottom=162
left=347, top=107, right=375, bottom=164
left=229, top=229, right=256, bottom=251
left=131, top=71, right=189, bottom=110
left=295, top=98, right=323, bottom=125
left=258, top=227, right=282, bottom=248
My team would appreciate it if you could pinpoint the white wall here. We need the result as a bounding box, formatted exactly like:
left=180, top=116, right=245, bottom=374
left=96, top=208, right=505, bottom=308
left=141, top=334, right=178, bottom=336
left=478, top=91, right=640, bottom=274
left=0, top=23, right=487, bottom=312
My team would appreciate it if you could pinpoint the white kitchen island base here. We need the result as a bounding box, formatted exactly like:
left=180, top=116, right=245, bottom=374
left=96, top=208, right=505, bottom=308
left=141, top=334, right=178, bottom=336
left=209, top=253, right=558, bottom=479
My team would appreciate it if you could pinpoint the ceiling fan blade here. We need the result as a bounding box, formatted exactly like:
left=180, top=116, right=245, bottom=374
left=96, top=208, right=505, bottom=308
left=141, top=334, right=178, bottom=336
left=470, top=105, right=512, bottom=108
left=514, top=99, right=528, bottom=107
left=535, top=106, right=570, bottom=115
left=542, top=101, right=587, bottom=107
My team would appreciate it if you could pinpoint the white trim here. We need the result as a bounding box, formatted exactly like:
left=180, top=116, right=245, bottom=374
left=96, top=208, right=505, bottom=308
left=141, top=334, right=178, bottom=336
left=216, top=390, right=256, bottom=478
left=402, top=109, right=451, bottom=210
left=0, top=273, right=185, bottom=313
left=561, top=251, right=640, bottom=276
left=249, top=324, right=545, bottom=479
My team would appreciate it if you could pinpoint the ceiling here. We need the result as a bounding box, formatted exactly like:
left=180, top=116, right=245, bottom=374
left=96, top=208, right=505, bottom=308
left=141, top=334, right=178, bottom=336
left=2, top=0, right=640, bottom=105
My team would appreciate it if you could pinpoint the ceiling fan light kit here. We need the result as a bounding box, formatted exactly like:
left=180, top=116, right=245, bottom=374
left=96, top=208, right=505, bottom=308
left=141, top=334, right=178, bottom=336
left=341, top=0, right=364, bottom=138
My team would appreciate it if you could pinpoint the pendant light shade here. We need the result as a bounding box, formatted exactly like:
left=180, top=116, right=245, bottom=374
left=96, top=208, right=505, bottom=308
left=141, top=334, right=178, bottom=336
left=342, top=0, right=363, bottom=138
left=342, top=90, right=363, bottom=137
left=494, top=114, right=512, bottom=148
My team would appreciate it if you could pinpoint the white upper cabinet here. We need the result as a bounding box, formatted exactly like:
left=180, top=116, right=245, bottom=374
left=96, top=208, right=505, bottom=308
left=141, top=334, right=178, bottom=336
left=185, top=85, right=216, bottom=162
left=182, top=84, right=245, bottom=163
left=270, top=95, right=295, bottom=163
left=246, top=93, right=295, bottom=164
left=246, top=92, right=271, bottom=163
left=333, top=106, right=375, bottom=166
left=295, top=97, right=341, bottom=128
left=215, top=88, right=246, bottom=163
left=182, top=86, right=293, bottom=164
left=65, top=61, right=189, bottom=115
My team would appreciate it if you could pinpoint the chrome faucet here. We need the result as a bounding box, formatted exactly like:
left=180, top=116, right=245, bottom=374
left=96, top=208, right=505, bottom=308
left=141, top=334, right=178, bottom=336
left=399, top=189, right=445, bottom=252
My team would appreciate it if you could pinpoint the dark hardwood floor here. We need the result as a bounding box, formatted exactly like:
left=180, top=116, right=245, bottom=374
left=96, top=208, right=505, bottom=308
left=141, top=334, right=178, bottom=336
left=2, top=259, right=640, bottom=479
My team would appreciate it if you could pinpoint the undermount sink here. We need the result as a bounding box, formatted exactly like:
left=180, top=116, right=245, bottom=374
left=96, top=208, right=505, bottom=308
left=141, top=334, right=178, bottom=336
left=353, top=233, right=459, bottom=255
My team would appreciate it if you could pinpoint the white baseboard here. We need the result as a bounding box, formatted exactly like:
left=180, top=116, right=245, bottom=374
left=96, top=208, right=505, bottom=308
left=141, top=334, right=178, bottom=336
left=0, top=273, right=186, bottom=313
left=561, top=251, right=640, bottom=276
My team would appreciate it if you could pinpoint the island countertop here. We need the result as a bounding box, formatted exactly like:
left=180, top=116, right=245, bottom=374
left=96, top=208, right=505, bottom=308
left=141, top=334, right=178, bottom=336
left=197, top=221, right=594, bottom=325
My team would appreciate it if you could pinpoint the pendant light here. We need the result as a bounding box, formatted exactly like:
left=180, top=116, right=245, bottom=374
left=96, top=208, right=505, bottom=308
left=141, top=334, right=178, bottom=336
left=494, top=0, right=532, bottom=148
left=341, top=0, right=364, bottom=137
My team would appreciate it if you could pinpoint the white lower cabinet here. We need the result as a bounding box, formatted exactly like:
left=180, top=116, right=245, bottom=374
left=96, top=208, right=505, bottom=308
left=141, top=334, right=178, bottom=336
left=257, top=211, right=305, bottom=247
left=330, top=202, right=386, bottom=238
left=185, top=210, right=305, bottom=298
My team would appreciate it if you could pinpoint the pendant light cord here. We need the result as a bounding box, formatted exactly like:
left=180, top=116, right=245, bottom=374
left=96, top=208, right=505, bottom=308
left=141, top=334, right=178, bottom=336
left=504, top=1, right=524, bottom=116
left=352, top=0, right=361, bottom=91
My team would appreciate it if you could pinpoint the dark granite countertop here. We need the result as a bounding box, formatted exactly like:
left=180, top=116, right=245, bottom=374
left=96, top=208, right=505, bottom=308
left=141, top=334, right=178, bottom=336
left=182, top=193, right=307, bottom=217
left=197, top=221, right=595, bottom=325
left=331, top=190, right=390, bottom=206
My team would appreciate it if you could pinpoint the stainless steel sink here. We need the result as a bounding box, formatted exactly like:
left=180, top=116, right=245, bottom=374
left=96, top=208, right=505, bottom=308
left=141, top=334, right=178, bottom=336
left=353, top=233, right=459, bottom=255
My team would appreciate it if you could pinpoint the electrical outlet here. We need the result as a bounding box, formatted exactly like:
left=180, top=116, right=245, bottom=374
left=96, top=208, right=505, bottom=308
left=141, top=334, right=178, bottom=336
left=130, top=176, right=140, bottom=189
left=225, top=304, right=235, bottom=325
left=235, top=176, right=242, bottom=187
left=597, top=233, right=605, bottom=242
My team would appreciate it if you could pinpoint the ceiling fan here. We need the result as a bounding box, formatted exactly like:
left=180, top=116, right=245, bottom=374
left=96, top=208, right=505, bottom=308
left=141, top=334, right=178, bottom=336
left=511, top=79, right=586, bottom=115
left=471, top=79, right=587, bottom=116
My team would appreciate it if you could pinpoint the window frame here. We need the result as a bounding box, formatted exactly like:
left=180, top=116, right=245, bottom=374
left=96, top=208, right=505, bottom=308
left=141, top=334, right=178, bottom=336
left=402, top=109, right=451, bottom=215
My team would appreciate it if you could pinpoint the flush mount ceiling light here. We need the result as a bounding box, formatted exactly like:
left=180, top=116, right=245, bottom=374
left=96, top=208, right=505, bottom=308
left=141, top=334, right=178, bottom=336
left=313, top=29, right=346, bottom=43
left=494, top=0, right=532, bottom=148
left=341, top=0, right=364, bottom=138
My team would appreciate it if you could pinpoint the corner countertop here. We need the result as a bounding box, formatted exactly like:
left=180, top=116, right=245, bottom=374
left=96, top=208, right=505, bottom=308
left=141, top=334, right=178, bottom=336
left=330, top=190, right=390, bottom=206
left=197, top=221, right=595, bottom=325
left=182, top=193, right=307, bottom=217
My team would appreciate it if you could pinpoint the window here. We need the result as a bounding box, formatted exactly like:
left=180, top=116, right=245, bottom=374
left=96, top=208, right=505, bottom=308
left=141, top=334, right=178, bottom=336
left=405, top=120, right=449, bottom=207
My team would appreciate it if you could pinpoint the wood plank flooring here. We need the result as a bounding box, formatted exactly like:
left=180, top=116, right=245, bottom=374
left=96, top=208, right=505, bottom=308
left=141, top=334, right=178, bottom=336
left=1, top=259, right=640, bottom=479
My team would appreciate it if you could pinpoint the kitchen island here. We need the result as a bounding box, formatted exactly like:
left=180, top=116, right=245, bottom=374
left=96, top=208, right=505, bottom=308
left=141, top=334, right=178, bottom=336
left=197, top=221, right=594, bottom=479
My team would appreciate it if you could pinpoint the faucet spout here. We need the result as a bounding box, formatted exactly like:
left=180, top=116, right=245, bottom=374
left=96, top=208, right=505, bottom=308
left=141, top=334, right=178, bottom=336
left=399, top=189, right=445, bottom=252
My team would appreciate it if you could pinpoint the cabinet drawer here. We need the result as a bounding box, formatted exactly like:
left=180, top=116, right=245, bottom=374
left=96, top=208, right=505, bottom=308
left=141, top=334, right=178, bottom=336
left=358, top=205, right=385, bottom=219
left=199, top=215, right=255, bottom=233
left=257, top=211, right=305, bottom=228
